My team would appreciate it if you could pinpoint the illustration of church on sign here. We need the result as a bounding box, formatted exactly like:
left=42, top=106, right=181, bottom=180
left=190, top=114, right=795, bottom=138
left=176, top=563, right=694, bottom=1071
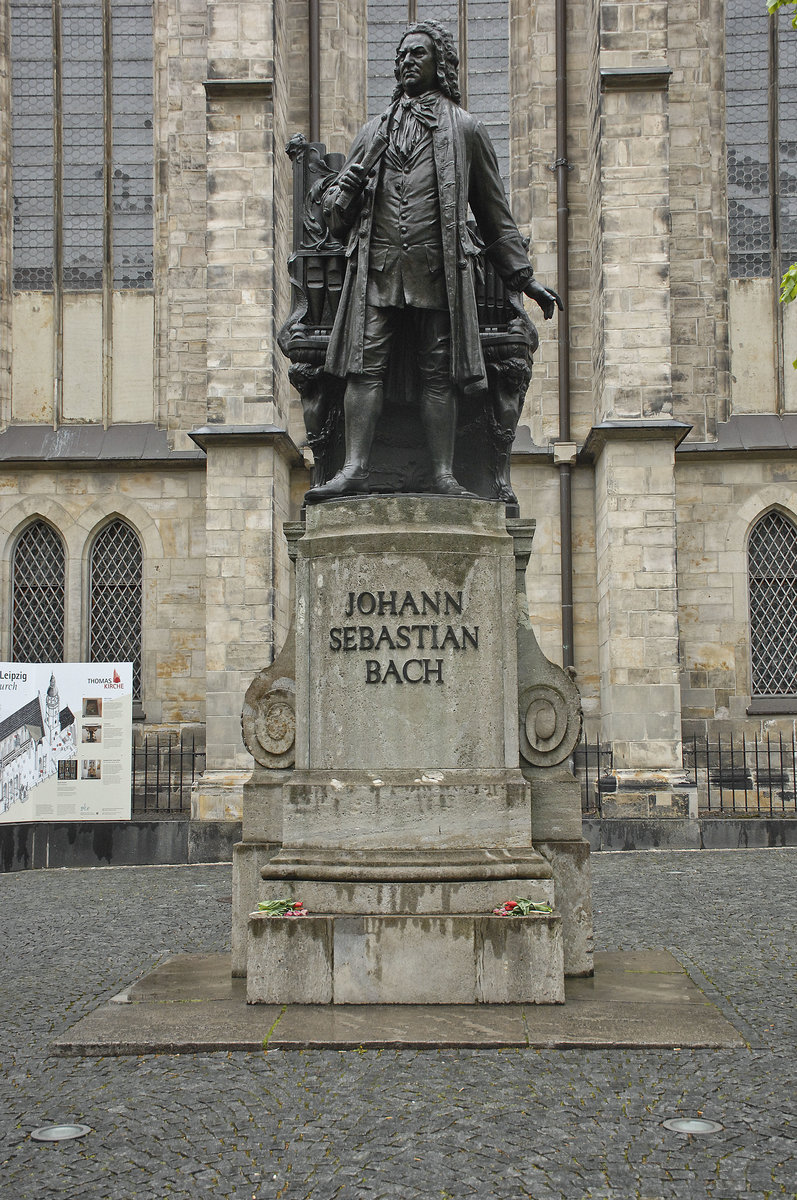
left=0, top=673, right=76, bottom=814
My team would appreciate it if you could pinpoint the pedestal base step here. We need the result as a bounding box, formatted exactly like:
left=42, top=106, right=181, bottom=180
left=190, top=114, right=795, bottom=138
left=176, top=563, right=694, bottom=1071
left=246, top=911, right=565, bottom=1005
left=259, top=875, right=555, bottom=914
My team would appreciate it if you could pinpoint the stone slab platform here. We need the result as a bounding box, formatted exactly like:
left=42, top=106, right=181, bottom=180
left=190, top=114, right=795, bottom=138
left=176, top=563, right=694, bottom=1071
left=51, top=949, right=745, bottom=1055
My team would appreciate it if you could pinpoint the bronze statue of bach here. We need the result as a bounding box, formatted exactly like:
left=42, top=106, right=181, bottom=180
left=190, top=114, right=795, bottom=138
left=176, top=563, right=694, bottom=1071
left=306, top=20, right=562, bottom=502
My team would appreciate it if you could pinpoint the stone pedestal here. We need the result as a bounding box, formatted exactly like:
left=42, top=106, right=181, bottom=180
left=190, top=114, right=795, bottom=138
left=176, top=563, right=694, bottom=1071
left=293, top=496, right=521, bottom=770
left=244, top=496, right=569, bottom=1003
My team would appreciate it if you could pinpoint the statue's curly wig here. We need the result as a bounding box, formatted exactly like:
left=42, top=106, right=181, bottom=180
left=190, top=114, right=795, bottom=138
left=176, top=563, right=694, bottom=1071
left=392, top=20, right=461, bottom=105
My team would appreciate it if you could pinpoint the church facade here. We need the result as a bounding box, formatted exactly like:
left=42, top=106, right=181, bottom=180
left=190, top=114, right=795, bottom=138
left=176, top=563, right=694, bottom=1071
left=1, top=0, right=796, bottom=818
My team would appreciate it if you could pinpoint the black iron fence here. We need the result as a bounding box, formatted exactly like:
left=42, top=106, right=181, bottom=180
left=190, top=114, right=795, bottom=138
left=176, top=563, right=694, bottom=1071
left=574, top=736, right=613, bottom=815
left=131, top=736, right=204, bottom=816
left=576, top=731, right=797, bottom=816
left=684, top=732, right=797, bottom=815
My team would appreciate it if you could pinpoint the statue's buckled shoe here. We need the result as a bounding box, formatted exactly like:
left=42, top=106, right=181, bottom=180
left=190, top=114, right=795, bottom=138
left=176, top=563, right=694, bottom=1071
left=430, top=474, right=477, bottom=499
left=306, top=468, right=370, bottom=503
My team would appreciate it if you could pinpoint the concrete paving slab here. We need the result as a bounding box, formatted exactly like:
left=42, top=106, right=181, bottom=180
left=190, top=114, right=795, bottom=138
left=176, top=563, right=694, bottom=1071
left=565, top=959, right=705, bottom=1004
left=592, top=949, right=684, bottom=972
left=268, top=1004, right=529, bottom=1048
left=111, top=952, right=239, bottom=1002
left=53, top=998, right=281, bottom=1055
left=50, top=948, right=745, bottom=1055
left=522, top=999, right=744, bottom=1049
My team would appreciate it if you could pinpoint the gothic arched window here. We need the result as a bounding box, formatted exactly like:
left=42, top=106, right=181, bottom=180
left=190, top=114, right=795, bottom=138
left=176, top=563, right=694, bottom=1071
left=89, top=519, right=143, bottom=698
left=748, top=509, right=797, bottom=696
left=11, top=520, right=66, bottom=662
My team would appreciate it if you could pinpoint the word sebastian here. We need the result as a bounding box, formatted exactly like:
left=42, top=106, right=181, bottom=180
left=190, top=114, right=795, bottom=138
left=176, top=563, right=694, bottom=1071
left=330, top=589, right=479, bottom=685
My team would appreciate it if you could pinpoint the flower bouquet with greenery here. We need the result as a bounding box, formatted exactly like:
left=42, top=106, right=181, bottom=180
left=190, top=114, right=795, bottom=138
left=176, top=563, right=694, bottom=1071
left=257, top=898, right=309, bottom=917
left=492, top=898, right=553, bottom=916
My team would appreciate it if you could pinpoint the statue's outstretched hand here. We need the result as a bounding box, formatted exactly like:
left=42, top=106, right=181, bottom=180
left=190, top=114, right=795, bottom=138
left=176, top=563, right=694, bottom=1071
left=524, top=278, right=564, bottom=320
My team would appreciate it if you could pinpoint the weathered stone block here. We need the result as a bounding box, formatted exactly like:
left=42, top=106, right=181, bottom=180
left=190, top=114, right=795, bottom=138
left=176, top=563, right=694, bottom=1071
left=536, top=839, right=594, bottom=977
left=231, top=840, right=279, bottom=976
left=280, top=770, right=532, bottom=850
left=246, top=912, right=564, bottom=1004
left=247, top=914, right=333, bottom=1003
left=526, top=767, right=584, bottom=841
left=333, top=916, right=477, bottom=1004
left=476, top=914, right=565, bottom=1003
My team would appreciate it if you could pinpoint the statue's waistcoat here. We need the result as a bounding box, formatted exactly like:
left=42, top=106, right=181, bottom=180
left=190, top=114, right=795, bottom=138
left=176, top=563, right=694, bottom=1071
left=367, top=134, right=447, bottom=311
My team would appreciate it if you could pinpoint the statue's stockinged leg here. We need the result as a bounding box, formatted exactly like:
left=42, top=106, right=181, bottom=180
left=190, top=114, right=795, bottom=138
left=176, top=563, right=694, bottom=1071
left=306, top=375, right=382, bottom=501
left=421, top=380, right=475, bottom=498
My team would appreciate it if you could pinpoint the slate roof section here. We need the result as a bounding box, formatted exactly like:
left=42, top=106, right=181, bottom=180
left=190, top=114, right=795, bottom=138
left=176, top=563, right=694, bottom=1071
left=679, top=415, right=797, bottom=454
left=0, top=425, right=203, bottom=464
left=514, top=416, right=797, bottom=459
left=0, top=696, right=44, bottom=743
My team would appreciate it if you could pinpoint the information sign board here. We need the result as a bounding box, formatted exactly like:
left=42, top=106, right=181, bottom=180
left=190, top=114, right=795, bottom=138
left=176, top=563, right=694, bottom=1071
left=0, top=663, right=133, bottom=822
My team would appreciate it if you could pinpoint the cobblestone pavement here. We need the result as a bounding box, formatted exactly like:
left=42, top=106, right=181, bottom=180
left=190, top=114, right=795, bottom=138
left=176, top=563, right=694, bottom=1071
left=1, top=848, right=795, bottom=1199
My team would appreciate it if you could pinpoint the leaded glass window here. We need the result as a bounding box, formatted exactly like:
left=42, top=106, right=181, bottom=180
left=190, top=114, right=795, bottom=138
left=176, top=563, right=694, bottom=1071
left=61, top=0, right=105, bottom=289
left=726, top=0, right=797, bottom=279
left=11, top=521, right=66, bottom=662
left=89, top=519, right=142, bottom=698
left=112, top=1, right=155, bottom=288
left=748, top=510, right=797, bottom=696
left=10, top=3, right=56, bottom=290
left=10, top=0, right=154, bottom=292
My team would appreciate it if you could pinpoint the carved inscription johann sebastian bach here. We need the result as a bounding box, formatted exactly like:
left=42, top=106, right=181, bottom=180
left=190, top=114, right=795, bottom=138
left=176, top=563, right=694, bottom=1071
left=329, top=588, right=479, bottom=685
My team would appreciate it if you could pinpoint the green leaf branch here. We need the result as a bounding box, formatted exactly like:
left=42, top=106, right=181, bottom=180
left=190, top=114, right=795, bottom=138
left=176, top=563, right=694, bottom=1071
left=767, top=0, right=797, bottom=28
left=769, top=2, right=797, bottom=364
left=780, top=263, right=797, bottom=306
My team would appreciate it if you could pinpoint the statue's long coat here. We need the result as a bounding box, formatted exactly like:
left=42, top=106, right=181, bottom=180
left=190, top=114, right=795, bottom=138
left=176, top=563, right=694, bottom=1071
left=323, top=96, right=533, bottom=394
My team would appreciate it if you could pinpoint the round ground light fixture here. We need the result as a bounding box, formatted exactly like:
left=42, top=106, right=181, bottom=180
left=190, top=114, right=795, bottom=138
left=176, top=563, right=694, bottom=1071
left=662, top=1117, right=723, bottom=1135
left=31, top=1124, right=91, bottom=1143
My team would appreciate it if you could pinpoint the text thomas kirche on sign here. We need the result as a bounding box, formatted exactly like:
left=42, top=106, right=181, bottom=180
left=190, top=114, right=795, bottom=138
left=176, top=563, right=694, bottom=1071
left=328, top=590, right=479, bottom=684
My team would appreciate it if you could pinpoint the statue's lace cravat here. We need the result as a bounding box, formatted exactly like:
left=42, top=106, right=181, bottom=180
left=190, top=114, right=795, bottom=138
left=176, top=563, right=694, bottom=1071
left=392, top=92, right=439, bottom=159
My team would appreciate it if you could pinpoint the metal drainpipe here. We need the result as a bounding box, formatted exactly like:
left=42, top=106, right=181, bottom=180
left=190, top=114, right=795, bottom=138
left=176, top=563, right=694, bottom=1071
left=309, top=0, right=321, bottom=142
left=554, top=0, right=574, bottom=671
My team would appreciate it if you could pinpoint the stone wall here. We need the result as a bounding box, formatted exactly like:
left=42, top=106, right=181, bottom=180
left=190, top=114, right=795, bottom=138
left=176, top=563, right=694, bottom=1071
left=154, top=0, right=208, bottom=447
left=198, top=436, right=295, bottom=793
left=320, top=0, right=367, bottom=154
left=596, top=39, right=673, bottom=421
left=594, top=432, right=683, bottom=770
left=205, top=81, right=282, bottom=426
left=11, top=293, right=155, bottom=426
left=0, top=467, right=206, bottom=731
left=676, top=456, right=797, bottom=741
left=512, top=0, right=596, bottom=445
left=668, top=0, right=728, bottom=441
